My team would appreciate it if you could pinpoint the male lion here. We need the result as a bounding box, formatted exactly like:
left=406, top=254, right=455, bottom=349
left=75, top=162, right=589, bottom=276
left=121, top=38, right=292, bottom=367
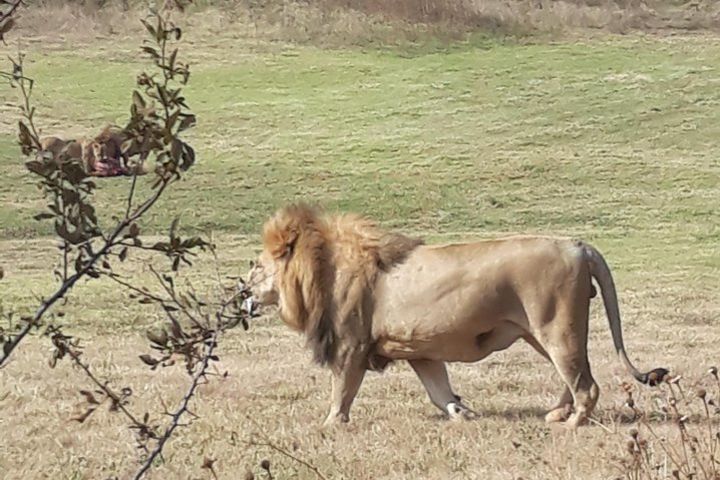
left=245, top=204, right=667, bottom=428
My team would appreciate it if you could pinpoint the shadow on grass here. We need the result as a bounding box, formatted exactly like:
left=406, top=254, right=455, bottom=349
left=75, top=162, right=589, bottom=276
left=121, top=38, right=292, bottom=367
left=428, top=408, right=720, bottom=428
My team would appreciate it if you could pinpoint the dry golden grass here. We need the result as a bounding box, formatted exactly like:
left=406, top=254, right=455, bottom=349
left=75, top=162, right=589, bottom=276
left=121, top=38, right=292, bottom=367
left=1, top=3, right=719, bottom=478
left=1, top=235, right=718, bottom=479
left=12, top=0, right=720, bottom=48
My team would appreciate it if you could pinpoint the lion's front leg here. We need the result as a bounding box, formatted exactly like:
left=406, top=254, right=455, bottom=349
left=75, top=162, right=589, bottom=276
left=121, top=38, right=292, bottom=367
left=323, top=360, right=366, bottom=426
left=409, top=359, right=475, bottom=420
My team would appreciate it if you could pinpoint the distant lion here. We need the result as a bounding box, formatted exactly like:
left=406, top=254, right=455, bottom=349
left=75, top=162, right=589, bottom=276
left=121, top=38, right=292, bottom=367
left=245, top=204, right=668, bottom=428
left=92, top=125, right=145, bottom=175
left=40, top=127, right=145, bottom=176
left=40, top=136, right=102, bottom=174
left=39, top=136, right=83, bottom=163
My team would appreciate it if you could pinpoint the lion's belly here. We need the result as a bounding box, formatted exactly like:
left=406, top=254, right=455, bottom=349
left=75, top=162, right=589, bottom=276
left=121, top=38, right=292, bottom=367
left=370, top=246, right=534, bottom=362
left=375, top=330, right=487, bottom=362
left=371, top=286, right=518, bottom=362
left=374, top=318, right=526, bottom=362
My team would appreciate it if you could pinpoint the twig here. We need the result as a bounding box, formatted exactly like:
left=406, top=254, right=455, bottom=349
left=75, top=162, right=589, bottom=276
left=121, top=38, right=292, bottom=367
left=0, top=179, right=170, bottom=368
left=588, top=416, right=614, bottom=434
left=246, top=413, right=329, bottom=480
left=131, top=285, right=242, bottom=479
left=67, top=348, right=151, bottom=435
left=147, top=264, right=207, bottom=329
left=125, top=171, right=139, bottom=219
left=102, top=271, right=171, bottom=304
left=131, top=327, right=219, bottom=480
left=0, top=0, right=24, bottom=26
left=249, top=439, right=329, bottom=480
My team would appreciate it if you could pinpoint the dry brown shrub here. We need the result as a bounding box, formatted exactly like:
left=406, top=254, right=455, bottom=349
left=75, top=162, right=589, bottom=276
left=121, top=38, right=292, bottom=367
left=611, top=370, right=720, bottom=480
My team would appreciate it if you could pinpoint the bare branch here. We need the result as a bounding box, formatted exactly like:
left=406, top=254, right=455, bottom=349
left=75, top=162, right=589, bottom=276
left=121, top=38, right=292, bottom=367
left=0, top=0, right=24, bottom=44
left=0, top=0, right=23, bottom=22
left=101, top=272, right=171, bottom=304
left=132, top=328, right=219, bottom=480
left=0, top=178, right=170, bottom=368
left=249, top=437, right=329, bottom=480
left=66, top=347, right=153, bottom=437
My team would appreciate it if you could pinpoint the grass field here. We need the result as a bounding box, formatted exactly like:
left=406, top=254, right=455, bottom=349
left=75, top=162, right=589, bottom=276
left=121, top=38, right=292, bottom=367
left=1, top=10, right=719, bottom=480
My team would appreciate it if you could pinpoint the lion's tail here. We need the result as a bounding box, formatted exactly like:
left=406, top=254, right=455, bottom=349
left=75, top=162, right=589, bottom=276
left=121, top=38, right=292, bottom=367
left=584, top=243, right=668, bottom=386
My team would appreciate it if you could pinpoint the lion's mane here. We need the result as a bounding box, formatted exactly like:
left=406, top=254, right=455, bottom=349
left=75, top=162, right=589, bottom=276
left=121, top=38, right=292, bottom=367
left=262, top=203, right=423, bottom=367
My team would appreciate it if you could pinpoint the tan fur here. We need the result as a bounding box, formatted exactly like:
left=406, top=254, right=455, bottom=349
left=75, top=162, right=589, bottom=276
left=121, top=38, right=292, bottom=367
left=248, top=204, right=666, bottom=427
left=95, top=126, right=125, bottom=162
left=259, top=204, right=422, bottom=366
left=40, top=127, right=146, bottom=176
left=94, top=125, right=146, bottom=175
left=40, top=136, right=83, bottom=163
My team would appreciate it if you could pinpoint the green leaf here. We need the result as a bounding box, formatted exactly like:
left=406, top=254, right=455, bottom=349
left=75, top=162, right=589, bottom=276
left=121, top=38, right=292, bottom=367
left=151, top=241, right=169, bottom=251
left=141, top=46, right=160, bottom=60
left=132, top=90, right=146, bottom=109
left=129, top=223, right=140, bottom=238
left=79, top=390, right=100, bottom=405
left=155, top=16, right=163, bottom=42
left=18, top=121, right=37, bottom=155
left=162, top=304, right=178, bottom=313
left=169, top=48, right=178, bottom=70
left=25, top=161, right=46, bottom=176
left=177, top=114, right=196, bottom=133
left=139, top=354, right=159, bottom=366
left=33, top=212, right=55, bottom=221
left=180, top=143, right=195, bottom=171
left=170, top=139, right=182, bottom=162
left=0, top=18, right=15, bottom=38
left=166, top=110, right=180, bottom=132
left=169, top=217, right=179, bottom=239
left=146, top=329, right=168, bottom=346
left=140, top=19, right=156, bottom=39
left=156, top=85, right=168, bottom=105
left=71, top=408, right=97, bottom=423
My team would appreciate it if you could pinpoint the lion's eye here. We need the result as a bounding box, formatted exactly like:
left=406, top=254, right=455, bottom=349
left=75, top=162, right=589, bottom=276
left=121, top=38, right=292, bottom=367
left=248, top=260, right=255, bottom=269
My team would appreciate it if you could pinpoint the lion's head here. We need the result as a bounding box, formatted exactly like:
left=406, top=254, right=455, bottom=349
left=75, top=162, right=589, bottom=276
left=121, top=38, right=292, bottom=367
left=245, top=203, right=422, bottom=368
left=246, top=252, right=279, bottom=309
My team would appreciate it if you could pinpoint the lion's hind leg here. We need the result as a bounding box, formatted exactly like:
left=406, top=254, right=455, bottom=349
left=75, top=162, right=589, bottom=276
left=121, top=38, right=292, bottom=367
left=522, top=335, right=573, bottom=423
left=534, top=329, right=599, bottom=428
left=409, top=359, right=474, bottom=420
left=551, top=354, right=599, bottom=428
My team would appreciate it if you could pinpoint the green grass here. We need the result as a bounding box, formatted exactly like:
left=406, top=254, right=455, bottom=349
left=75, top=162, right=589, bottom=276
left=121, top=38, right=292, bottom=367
left=1, top=35, right=718, bottom=264
left=2, top=29, right=720, bottom=480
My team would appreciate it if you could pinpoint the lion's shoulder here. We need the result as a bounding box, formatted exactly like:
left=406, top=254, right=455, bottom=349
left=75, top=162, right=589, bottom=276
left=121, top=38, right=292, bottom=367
left=329, top=213, right=423, bottom=272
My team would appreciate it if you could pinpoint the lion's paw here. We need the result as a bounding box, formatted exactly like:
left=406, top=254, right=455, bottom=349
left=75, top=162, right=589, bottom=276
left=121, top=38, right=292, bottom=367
left=544, top=404, right=572, bottom=424
left=447, top=402, right=477, bottom=421
left=322, top=412, right=350, bottom=428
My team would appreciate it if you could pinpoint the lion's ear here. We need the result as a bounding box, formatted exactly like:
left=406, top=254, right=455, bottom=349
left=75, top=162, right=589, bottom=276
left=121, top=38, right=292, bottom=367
left=273, top=228, right=298, bottom=261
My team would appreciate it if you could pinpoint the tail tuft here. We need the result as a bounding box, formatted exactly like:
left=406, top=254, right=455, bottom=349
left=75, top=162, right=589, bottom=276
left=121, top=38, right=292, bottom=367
left=641, top=368, right=670, bottom=387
